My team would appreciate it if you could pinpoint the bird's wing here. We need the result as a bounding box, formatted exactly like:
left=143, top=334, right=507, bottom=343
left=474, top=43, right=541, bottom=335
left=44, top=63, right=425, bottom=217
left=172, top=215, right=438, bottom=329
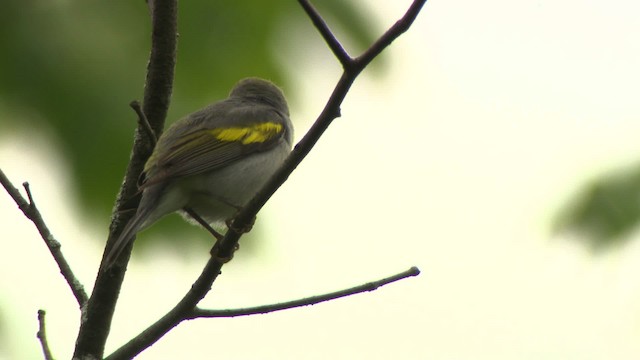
left=141, top=117, right=285, bottom=188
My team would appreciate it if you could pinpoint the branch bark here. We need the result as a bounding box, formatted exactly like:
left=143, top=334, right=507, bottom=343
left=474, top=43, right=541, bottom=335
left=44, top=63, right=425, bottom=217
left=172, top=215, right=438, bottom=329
left=105, top=1, right=427, bottom=358
left=3, top=0, right=426, bottom=359
left=72, top=0, right=178, bottom=358
left=188, top=267, right=420, bottom=319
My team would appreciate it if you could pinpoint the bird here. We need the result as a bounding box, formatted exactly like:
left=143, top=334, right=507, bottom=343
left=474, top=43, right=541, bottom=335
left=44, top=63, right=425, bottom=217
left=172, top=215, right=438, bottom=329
left=102, top=77, right=293, bottom=269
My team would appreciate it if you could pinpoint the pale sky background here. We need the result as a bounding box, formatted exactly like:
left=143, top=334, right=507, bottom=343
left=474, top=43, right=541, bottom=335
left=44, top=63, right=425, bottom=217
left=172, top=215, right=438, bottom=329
left=2, top=0, right=640, bottom=359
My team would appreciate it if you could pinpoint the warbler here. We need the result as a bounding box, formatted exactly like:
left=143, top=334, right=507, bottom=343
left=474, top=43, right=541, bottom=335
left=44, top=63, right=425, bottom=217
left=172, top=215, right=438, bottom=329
left=103, top=77, right=293, bottom=269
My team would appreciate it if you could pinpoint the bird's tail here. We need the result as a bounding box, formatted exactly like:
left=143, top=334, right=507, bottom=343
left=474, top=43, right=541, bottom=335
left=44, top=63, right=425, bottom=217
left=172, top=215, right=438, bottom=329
left=101, top=189, right=160, bottom=270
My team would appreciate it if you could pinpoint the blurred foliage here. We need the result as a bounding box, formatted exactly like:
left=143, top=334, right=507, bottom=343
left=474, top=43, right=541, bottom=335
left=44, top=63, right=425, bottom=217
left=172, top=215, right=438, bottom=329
left=1, top=1, right=376, bottom=249
left=0, top=306, right=5, bottom=353
left=554, top=163, right=640, bottom=250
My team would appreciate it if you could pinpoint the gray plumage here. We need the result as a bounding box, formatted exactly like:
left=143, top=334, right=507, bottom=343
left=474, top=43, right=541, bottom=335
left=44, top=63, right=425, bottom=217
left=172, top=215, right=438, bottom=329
left=103, top=78, right=293, bottom=269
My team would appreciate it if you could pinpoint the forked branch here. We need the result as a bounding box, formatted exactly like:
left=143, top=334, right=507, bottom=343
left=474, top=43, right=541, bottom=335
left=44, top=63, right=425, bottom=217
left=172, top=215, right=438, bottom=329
left=0, top=169, right=88, bottom=307
left=106, top=1, right=427, bottom=359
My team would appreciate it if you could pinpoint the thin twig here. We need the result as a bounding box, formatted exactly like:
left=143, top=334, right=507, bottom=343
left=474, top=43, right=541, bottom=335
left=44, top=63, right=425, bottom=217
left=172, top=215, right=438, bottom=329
left=298, top=0, right=352, bottom=68
left=37, top=310, right=55, bottom=360
left=105, top=1, right=427, bottom=359
left=355, top=0, right=427, bottom=69
left=189, top=267, right=420, bottom=318
left=0, top=169, right=88, bottom=307
left=130, top=100, right=157, bottom=146
left=23, top=182, right=36, bottom=204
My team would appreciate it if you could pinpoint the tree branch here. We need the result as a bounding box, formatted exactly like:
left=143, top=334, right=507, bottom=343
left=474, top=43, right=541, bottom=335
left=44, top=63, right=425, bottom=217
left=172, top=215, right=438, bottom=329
left=36, top=310, right=54, bottom=360
left=228, top=0, right=428, bottom=253
left=0, top=169, right=88, bottom=307
left=105, top=1, right=427, bottom=358
left=72, top=0, right=178, bottom=358
left=188, top=267, right=420, bottom=319
left=298, top=0, right=352, bottom=68
left=354, top=0, right=427, bottom=69
left=105, top=258, right=225, bottom=360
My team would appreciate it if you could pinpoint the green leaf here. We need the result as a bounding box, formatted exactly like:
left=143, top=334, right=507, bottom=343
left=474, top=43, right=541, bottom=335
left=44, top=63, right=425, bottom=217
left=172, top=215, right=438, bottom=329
left=554, top=163, right=640, bottom=250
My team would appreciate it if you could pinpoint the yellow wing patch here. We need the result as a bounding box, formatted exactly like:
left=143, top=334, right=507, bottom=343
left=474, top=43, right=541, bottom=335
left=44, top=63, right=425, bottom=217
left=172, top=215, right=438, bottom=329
left=142, top=121, right=284, bottom=179
left=208, top=122, right=283, bottom=144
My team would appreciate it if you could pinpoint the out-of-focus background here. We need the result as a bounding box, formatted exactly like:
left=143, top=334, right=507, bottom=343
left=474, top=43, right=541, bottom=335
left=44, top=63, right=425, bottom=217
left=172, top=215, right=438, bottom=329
left=2, top=0, right=640, bottom=359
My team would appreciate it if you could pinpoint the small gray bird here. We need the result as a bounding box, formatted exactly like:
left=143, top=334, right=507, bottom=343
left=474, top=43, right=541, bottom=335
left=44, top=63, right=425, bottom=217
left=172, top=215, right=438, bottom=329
left=103, top=77, right=293, bottom=269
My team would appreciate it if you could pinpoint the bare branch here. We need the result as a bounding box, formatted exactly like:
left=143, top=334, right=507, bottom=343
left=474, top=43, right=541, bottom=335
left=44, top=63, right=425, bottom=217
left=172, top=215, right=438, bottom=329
left=105, top=1, right=426, bottom=358
left=229, top=0, right=428, bottom=250
left=189, top=267, right=421, bottom=319
left=36, top=310, right=54, bottom=360
left=73, top=0, right=178, bottom=358
left=355, top=0, right=428, bottom=69
left=0, top=169, right=88, bottom=307
left=105, top=257, right=225, bottom=360
left=298, top=0, right=352, bottom=68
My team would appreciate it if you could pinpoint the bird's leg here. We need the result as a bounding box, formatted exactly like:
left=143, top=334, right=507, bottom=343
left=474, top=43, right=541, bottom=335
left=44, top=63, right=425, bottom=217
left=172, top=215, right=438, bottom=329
left=183, top=206, right=236, bottom=263
left=215, top=198, right=256, bottom=234
left=183, top=207, right=223, bottom=241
